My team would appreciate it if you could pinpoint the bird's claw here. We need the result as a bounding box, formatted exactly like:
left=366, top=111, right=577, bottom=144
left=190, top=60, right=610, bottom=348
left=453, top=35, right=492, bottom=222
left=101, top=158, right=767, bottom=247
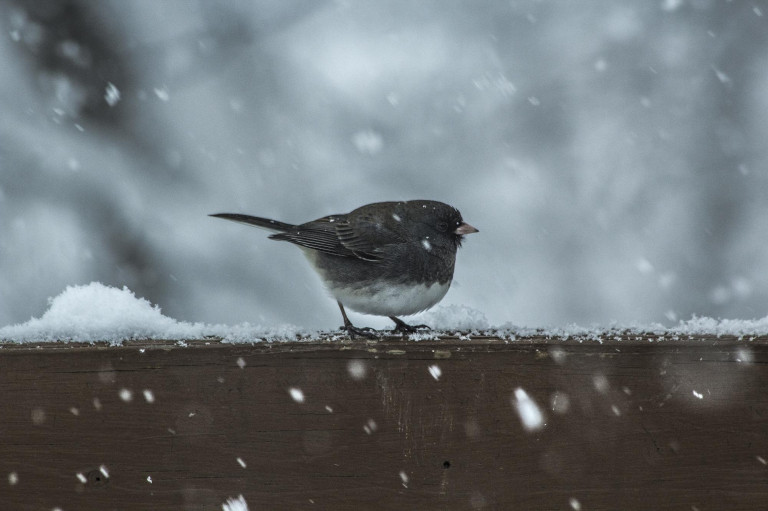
left=341, top=324, right=380, bottom=339
left=389, top=316, right=431, bottom=334
left=392, top=323, right=431, bottom=334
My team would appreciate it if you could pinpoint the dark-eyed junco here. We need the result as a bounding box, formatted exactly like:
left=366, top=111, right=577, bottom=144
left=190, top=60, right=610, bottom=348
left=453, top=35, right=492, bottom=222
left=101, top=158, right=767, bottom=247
left=210, top=200, right=477, bottom=336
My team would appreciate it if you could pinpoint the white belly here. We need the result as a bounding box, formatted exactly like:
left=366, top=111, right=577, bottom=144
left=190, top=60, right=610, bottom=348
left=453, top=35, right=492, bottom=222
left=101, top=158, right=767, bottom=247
left=330, top=281, right=450, bottom=317
left=300, top=248, right=451, bottom=316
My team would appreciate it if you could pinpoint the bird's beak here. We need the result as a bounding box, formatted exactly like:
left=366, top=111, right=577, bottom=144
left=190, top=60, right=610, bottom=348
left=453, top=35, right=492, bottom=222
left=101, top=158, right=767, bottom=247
left=455, top=222, right=479, bottom=235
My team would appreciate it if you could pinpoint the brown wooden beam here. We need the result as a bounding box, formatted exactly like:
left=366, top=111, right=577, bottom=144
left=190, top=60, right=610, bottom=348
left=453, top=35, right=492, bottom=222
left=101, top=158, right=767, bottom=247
left=1, top=335, right=767, bottom=510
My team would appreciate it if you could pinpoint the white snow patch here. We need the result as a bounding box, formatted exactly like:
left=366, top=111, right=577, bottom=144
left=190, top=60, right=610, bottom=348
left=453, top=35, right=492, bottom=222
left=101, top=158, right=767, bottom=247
left=569, top=497, right=582, bottom=510
left=421, top=238, right=432, bottom=251
left=143, top=389, right=155, bottom=403
left=222, top=494, right=249, bottom=511
left=672, top=316, right=768, bottom=337
left=76, top=472, right=87, bottom=484
left=428, top=364, right=441, bottom=380
left=512, top=388, right=545, bottom=431
left=236, top=357, right=246, bottom=369
left=692, top=390, right=704, bottom=399
left=147, top=475, right=153, bottom=483
left=236, top=457, right=247, bottom=468
left=8, top=472, right=18, bottom=486
left=399, top=470, right=409, bottom=488
left=289, top=387, right=305, bottom=403
left=119, top=388, right=133, bottom=402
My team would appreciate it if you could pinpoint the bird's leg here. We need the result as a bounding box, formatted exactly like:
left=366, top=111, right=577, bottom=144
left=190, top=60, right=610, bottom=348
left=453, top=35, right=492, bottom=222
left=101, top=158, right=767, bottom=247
left=338, top=302, right=378, bottom=338
left=389, top=316, right=431, bottom=334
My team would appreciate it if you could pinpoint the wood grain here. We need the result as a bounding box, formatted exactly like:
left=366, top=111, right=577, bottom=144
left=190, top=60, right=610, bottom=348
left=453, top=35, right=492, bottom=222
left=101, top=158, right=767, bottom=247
left=1, top=335, right=767, bottom=510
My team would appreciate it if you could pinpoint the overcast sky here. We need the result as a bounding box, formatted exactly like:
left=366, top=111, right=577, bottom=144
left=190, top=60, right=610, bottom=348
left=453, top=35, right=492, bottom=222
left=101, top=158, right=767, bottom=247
left=1, top=0, right=767, bottom=331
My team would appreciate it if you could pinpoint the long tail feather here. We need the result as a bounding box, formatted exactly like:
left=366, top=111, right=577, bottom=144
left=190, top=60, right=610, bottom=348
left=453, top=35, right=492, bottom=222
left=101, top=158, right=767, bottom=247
left=209, top=213, right=295, bottom=233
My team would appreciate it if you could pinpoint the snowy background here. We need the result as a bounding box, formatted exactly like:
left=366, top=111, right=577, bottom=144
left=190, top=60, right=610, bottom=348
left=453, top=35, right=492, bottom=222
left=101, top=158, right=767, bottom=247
left=2, top=0, right=768, bottom=332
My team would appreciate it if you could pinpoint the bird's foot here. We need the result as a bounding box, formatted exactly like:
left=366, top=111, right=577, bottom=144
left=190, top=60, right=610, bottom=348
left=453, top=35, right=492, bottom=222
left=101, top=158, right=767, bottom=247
left=341, top=324, right=380, bottom=339
left=389, top=316, right=431, bottom=334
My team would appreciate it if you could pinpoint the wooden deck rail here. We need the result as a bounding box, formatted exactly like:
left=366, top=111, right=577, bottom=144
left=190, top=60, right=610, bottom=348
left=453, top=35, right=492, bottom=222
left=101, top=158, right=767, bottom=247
left=1, top=334, right=767, bottom=510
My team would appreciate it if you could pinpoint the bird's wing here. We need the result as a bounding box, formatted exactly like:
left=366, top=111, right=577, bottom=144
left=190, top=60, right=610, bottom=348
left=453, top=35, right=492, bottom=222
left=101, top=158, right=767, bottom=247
left=269, top=213, right=404, bottom=262
left=334, top=210, right=407, bottom=261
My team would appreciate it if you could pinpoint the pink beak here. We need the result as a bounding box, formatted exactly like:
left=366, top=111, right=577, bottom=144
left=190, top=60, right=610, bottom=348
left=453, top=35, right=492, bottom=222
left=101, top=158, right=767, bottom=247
left=454, top=222, right=479, bottom=235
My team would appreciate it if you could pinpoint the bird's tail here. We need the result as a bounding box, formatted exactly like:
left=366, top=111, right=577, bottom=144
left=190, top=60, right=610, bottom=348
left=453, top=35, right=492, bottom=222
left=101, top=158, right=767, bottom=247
left=209, top=213, right=295, bottom=233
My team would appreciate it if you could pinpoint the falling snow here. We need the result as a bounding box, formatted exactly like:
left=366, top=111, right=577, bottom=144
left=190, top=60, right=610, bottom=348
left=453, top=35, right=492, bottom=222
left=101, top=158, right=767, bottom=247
left=351, top=130, right=383, bottom=155
left=222, top=494, right=249, bottom=511
left=119, top=388, right=133, bottom=402
left=289, top=387, right=305, bottom=403
left=104, top=82, right=120, bottom=106
left=154, top=86, right=170, bottom=101
left=593, top=374, right=609, bottom=394
left=31, top=408, right=45, bottom=425
left=512, top=388, right=545, bottom=431
left=363, top=418, right=378, bottom=434
left=347, top=359, right=367, bottom=380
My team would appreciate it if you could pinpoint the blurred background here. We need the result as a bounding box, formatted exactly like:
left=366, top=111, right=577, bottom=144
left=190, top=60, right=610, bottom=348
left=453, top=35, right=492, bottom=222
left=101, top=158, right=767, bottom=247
left=1, top=0, right=767, bottom=330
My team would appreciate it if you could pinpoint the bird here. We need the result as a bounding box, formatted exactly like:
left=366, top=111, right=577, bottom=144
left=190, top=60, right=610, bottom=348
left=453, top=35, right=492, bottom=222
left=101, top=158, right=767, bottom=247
left=210, top=200, right=478, bottom=337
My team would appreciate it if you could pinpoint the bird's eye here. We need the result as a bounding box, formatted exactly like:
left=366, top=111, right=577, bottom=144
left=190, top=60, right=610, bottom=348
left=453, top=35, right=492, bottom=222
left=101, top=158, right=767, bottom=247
left=436, top=221, right=449, bottom=232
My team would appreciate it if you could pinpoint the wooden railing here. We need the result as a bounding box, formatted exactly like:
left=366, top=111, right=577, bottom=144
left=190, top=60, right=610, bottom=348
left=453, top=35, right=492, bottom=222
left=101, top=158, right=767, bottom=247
left=2, top=334, right=767, bottom=510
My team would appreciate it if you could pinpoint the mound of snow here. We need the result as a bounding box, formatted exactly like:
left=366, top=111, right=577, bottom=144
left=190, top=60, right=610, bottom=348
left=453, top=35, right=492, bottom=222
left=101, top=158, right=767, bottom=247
left=0, top=282, right=305, bottom=344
